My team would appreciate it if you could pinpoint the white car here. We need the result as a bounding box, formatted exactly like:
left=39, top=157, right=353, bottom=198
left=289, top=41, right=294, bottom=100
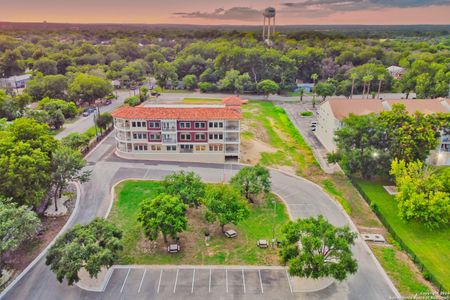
left=167, top=244, right=180, bottom=253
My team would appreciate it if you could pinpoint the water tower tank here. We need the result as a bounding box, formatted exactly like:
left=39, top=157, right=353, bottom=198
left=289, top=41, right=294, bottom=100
left=263, top=7, right=276, bottom=18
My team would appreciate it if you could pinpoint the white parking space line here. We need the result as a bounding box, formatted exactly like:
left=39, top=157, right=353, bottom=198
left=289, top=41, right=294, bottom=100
left=242, top=269, right=246, bottom=294
left=286, top=270, right=293, bottom=294
left=225, top=269, right=228, bottom=293
left=173, top=269, right=179, bottom=293
left=258, top=269, right=264, bottom=294
left=120, top=268, right=130, bottom=293
left=209, top=269, right=212, bottom=293
left=157, top=269, right=163, bottom=294
left=191, top=269, right=195, bottom=293
left=138, top=269, right=146, bottom=294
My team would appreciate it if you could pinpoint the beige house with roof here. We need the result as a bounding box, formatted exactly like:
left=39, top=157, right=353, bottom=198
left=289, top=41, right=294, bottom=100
left=315, top=99, right=450, bottom=166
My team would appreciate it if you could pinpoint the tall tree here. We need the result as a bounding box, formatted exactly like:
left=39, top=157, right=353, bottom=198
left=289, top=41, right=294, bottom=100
left=203, top=184, right=250, bottom=233
left=50, top=146, right=91, bottom=211
left=376, top=74, right=385, bottom=99
left=257, top=80, right=279, bottom=98
left=33, top=57, right=58, bottom=75
left=349, top=73, right=358, bottom=99
left=162, top=171, right=205, bottom=208
left=279, top=215, right=357, bottom=281
left=138, top=193, right=188, bottom=244
left=313, top=82, right=335, bottom=102
left=390, top=159, right=450, bottom=229
left=46, top=218, right=123, bottom=285
left=0, top=198, right=41, bottom=276
left=230, top=165, right=271, bottom=202
left=69, top=73, right=112, bottom=105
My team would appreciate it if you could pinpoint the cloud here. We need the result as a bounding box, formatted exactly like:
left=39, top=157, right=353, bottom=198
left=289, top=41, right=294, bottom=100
left=280, top=0, right=450, bottom=17
left=173, top=7, right=262, bottom=21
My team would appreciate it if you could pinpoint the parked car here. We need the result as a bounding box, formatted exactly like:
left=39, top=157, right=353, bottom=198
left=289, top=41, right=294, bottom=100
left=224, top=229, right=237, bottom=238
left=167, top=244, right=180, bottom=253
left=105, top=99, right=112, bottom=105
left=150, top=91, right=161, bottom=96
left=82, top=107, right=96, bottom=117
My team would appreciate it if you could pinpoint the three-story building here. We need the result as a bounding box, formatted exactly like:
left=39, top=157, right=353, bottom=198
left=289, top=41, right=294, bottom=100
left=112, top=104, right=242, bottom=163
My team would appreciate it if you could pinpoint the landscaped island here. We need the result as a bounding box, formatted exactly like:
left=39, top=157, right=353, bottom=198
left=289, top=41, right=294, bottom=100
left=108, top=180, right=289, bottom=265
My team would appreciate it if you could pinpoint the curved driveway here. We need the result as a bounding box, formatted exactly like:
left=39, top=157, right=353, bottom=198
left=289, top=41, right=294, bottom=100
left=2, top=135, right=398, bottom=300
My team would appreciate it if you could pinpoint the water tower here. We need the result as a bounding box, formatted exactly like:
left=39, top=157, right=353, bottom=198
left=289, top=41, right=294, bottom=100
left=262, top=7, right=276, bottom=41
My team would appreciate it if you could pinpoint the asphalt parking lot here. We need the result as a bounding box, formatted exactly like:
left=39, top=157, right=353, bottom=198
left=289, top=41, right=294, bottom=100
left=100, top=266, right=296, bottom=300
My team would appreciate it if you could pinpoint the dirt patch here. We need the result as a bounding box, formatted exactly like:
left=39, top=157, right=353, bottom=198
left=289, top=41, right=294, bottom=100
left=240, top=138, right=278, bottom=164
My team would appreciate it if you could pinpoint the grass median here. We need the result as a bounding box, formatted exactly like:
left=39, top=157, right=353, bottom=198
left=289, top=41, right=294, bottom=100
left=108, top=180, right=289, bottom=265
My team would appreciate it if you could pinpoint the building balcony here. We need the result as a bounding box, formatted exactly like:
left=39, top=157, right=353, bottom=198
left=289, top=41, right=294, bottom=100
left=116, top=133, right=131, bottom=141
left=162, top=138, right=177, bottom=144
left=225, top=137, right=239, bottom=143
left=180, top=149, right=194, bottom=153
left=162, top=127, right=177, bottom=132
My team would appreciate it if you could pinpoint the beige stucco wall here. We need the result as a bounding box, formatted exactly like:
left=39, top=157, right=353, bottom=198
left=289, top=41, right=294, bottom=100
left=116, top=149, right=228, bottom=163
left=428, top=150, right=450, bottom=166
left=314, top=101, right=340, bottom=152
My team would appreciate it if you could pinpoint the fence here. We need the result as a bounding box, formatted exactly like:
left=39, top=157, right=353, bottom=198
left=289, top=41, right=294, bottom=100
left=80, top=125, right=113, bottom=157
left=349, top=176, right=447, bottom=294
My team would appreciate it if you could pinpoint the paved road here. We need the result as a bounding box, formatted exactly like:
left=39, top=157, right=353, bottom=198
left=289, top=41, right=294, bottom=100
left=2, top=135, right=398, bottom=300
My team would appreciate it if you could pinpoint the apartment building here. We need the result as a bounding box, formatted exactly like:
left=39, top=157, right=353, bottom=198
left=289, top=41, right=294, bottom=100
left=111, top=104, right=242, bottom=163
left=315, top=99, right=450, bottom=166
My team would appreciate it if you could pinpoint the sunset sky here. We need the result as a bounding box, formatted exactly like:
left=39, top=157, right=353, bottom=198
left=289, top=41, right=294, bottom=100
left=1, top=0, right=450, bottom=25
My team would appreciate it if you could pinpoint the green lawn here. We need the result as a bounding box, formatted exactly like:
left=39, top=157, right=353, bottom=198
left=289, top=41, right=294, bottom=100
left=371, top=246, right=430, bottom=296
left=182, top=97, right=222, bottom=104
left=108, top=180, right=289, bottom=265
left=355, top=180, right=450, bottom=292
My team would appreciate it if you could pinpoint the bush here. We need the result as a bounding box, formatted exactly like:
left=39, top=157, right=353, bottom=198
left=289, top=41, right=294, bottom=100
left=124, top=96, right=140, bottom=107
left=198, top=82, right=217, bottom=93
left=300, top=111, right=313, bottom=117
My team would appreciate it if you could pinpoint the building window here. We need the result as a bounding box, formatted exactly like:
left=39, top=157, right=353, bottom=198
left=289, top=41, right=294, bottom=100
left=209, top=133, right=223, bottom=140
left=132, top=121, right=146, bottom=127
left=180, top=122, right=191, bottom=129
left=208, top=122, right=223, bottom=128
left=148, top=121, right=160, bottom=129
left=149, top=133, right=161, bottom=140
left=134, top=144, right=148, bottom=151
left=195, top=133, right=206, bottom=140
left=180, top=133, right=191, bottom=141
left=166, top=145, right=176, bottom=151
left=209, top=144, right=223, bottom=151
left=194, top=122, right=206, bottom=129
left=151, top=145, right=161, bottom=151
left=133, top=133, right=147, bottom=139
left=195, top=145, right=206, bottom=151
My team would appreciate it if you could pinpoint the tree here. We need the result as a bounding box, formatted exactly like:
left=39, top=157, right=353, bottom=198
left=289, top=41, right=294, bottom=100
left=299, top=88, right=305, bottom=102
left=69, top=73, right=112, bottom=105
left=139, top=86, right=149, bottom=102
left=279, top=215, right=357, bottom=281
left=362, top=74, right=373, bottom=99
left=61, top=132, right=90, bottom=150
left=311, top=73, right=318, bottom=85
left=202, top=184, right=250, bottom=233
left=124, top=96, right=140, bottom=107
left=390, top=159, right=450, bottom=229
left=257, top=80, right=279, bottom=98
left=0, top=198, right=41, bottom=275
left=0, top=49, right=24, bottom=77
left=25, top=74, right=69, bottom=101
left=50, top=146, right=91, bottom=211
left=336, top=80, right=352, bottom=99
left=0, top=119, right=55, bottom=208
left=313, top=82, right=335, bottom=102
left=349, top=73, right=358, bottom=99
left=138, top=193, right=188, bottom=244
left=47, top=109, right=65, bottom=130
left=95, top=112, right=113, bottom=131
left=33, top=57, right=58, bottom=75
left=38, top=97, right=77, bottom=119
left=183, top=74, right=198, bottom=90
left=162, top=171, right=206, bottom=208
left=230, top=165, right=271, bottom=202
left=153, top=61, right=178, bottom=89
left=198, top=82, right=217, bottom=93
left=46, top=218, right=123, bottom=285
left=376, top=74, right=385, bottom=99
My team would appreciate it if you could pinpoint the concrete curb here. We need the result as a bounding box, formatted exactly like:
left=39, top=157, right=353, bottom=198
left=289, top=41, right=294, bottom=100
left=0, top=182, right=81, bottom=299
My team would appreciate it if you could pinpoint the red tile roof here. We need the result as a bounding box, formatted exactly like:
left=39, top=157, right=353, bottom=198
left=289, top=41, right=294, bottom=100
left=112, top=106, right=242, bottom=120
left=222, top=96, right=248, bottom=106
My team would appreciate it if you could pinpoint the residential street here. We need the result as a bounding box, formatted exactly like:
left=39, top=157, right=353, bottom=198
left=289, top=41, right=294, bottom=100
left=1, top=134, right=398, bottom=300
